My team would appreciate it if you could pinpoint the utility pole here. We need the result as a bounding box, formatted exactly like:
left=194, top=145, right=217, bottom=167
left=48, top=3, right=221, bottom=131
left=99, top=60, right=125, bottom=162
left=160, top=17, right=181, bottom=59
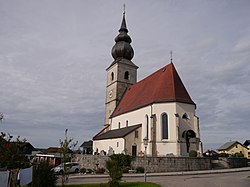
left=143, top=138, right=148, bottom=183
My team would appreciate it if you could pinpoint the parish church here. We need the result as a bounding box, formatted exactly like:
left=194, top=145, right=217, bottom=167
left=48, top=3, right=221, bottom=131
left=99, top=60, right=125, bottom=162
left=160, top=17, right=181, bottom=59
left=93, top=11, right=203, bottom=157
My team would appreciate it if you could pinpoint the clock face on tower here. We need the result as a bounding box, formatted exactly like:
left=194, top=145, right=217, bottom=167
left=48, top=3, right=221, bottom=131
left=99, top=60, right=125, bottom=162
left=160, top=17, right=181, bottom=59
left=109, top=90, right=113, bottom=98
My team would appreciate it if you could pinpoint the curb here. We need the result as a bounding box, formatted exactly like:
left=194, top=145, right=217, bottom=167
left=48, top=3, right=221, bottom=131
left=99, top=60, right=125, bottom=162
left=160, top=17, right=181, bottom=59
left=70, top=167, right=250, bottom=179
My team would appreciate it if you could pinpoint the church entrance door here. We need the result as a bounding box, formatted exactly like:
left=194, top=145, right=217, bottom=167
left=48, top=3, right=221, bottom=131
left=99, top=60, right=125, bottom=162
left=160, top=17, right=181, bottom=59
left=132, top=145, right=137, bottom=156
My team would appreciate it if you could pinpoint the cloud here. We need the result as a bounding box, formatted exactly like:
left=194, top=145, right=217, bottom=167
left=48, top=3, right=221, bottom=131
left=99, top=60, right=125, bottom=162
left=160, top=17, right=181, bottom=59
left=0, top=0, right=249, bottom=150
left=233, top=35, right=250, bottom=53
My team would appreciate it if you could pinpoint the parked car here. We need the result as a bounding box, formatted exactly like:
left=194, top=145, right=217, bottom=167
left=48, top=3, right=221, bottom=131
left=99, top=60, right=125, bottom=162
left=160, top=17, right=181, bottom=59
left=52, top=162, right=80, bottom=174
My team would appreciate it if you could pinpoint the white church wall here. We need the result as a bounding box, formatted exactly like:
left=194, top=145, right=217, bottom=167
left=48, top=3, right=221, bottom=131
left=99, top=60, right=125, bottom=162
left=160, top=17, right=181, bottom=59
left=111, top=102, right=180, bottom=156
left=176, top=103, right=199, bottom=141
left=156, top=142, right=178, bottom=156
left=153, top=103, right=177, bottom=142
left=176, top=102, right=202, bottom=155
left=180, top=142, right=189, bottom=156
left=111, top=106, right=151, bottom=139
left=93, top=138, right=124, bottom=155
left=176, top=102, right=196, bottom=118
left=108, top=102, right=200, bottom=156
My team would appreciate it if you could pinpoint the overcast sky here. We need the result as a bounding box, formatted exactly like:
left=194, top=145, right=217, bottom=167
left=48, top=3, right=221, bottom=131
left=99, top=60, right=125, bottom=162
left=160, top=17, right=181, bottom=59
left=0, top=0, right=249, bottom=151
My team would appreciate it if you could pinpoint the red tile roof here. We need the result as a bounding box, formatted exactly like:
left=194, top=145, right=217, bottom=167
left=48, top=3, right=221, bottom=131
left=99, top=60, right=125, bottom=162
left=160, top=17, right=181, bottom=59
left=112, top=63, right=195, bottom=117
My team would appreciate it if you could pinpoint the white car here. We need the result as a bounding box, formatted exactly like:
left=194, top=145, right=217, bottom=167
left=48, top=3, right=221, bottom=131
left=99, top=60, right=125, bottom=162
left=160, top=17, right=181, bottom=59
left=53, top=162, right=80, bottom=174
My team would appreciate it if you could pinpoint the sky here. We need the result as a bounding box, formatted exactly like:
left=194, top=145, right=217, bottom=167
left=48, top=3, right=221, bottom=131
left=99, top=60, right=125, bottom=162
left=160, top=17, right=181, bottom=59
left=0, top=0, right=249, bottom=151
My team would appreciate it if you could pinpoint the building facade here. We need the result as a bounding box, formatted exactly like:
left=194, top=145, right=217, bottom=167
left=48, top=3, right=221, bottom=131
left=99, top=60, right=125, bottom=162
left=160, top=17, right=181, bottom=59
left=218, top=141, right=249, bottom=158
left=93, top=12, right=202, bottom=157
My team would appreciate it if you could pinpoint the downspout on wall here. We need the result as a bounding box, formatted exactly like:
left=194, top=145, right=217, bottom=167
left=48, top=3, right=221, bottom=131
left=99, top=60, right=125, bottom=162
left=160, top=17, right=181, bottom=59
left=150, top=104, right=157, bottom=156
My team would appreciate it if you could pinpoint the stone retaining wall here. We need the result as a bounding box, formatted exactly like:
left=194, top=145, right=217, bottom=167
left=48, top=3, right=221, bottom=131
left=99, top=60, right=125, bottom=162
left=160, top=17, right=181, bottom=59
left=74, top=154, right=247, bottom=173
left=75, top=155, right=109, bottom=170
left=75, top=155, right=211, bottom=172
left=132, top=157, right=212, bottom=172
left=218, top=157, right=248, bottom=168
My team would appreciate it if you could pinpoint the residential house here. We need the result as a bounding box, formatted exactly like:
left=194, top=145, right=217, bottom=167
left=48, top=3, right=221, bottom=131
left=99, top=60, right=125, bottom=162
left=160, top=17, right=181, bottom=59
left=80, top=140, right=93, bottom=154
left=218, top=141, right=249, bottom=158
left=243, top=140, right=250, bottom=158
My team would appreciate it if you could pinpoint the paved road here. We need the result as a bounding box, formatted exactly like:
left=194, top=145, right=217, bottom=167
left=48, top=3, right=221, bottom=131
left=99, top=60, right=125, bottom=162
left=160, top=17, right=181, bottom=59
left=143, top=171, right=250, bottom=187
left=61, top=170, right=250, bottom=187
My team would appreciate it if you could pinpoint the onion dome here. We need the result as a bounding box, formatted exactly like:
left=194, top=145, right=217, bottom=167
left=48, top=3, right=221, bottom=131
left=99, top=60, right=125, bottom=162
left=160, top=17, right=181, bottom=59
left=111, top=12, right=134, bottom=61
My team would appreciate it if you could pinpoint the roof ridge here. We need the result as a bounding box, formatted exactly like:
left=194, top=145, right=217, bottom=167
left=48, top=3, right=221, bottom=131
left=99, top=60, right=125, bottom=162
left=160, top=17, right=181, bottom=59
left=170, top=63, right=176, bottom=99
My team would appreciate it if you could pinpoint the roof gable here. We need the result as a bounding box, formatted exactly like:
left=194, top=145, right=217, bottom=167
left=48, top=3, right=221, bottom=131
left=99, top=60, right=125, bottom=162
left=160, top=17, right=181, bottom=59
left=93, top=124, right=141, bottom=140
left=218, top=141, right=247, bottom=150
left=80, top=140, right=93, bottom=148
left=112, top=63, right=195, bottom=117
left=218, top=141, right=238, bottom=150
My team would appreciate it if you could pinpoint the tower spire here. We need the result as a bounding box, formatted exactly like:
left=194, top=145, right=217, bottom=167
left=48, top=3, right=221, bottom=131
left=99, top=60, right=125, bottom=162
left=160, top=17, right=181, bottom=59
left=111, top=7, right=134, bottom=61
left=119, top=4, right=128, bottom=33
left=105, top=7, right=138, bottom=125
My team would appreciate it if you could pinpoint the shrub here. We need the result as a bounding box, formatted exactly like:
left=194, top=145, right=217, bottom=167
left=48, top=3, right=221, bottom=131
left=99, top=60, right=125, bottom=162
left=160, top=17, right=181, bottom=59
left=121, top=166, right=130, bottom=173
left=106, top=160, right=122, bottom=187
left=189, top=150, right=197, bottom=157
left=136, top=166, right=144, bottom=173
left=110, top=154, right=134, bottom=167
left=86, top=168, right=93, bottom=174
left=80, top=167, right=86, bottom=174
left=33, top=161, right=58, bottom=187
left=219, top=153, right=229, bottom=157
left=96, top=167, right=106, bottom=174
left=235, top=152, right=244, bottom=158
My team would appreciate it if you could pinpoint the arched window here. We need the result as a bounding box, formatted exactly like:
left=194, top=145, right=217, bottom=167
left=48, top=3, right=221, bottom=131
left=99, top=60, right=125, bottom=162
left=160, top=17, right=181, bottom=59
left=145, top=115, right=149, bottom=139
left=111, top=72, right=114, bottom=81
left=162, top=113, right=168, bottom=139
left=124, top=71, right=129, bottom=80
left=126, top=120, right=128, bottom=127
left=118, top=122, right=121, bottom=129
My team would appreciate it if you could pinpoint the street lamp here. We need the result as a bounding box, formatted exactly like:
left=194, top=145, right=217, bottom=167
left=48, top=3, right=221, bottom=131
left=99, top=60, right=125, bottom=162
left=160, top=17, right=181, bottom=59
left=143, top=137, right=148, bottom=183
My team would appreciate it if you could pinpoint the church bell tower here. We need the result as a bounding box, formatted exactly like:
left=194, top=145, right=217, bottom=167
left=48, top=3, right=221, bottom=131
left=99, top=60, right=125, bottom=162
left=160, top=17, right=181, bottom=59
left=104, top=11, right=138, bottom=125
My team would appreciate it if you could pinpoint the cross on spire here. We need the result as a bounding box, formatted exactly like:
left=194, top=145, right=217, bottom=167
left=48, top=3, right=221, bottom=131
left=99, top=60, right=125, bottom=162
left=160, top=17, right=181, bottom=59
left=170, top=50, right=173, bottom=63
left=123, top=4, right=126, bottom=15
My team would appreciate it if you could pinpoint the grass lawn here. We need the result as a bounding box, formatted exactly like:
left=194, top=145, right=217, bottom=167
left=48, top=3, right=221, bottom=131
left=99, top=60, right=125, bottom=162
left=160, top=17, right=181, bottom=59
left=57, top=182, right=161, bottom=187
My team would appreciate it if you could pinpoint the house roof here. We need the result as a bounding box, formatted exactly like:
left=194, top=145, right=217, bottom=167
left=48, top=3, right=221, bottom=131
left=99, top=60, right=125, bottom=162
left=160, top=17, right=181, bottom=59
left=93, top=124, right=141, bottom=140
left=44, top=147, right=72, bottom=154
left=112, top=63, right=195, bottom=117
left=3, top=142, right=37, bottom=154
left=218, top=141, right=247, bottom=150
left=243, top=140, right=250, bottom=146
left=80, top=140, right=93, bottom=148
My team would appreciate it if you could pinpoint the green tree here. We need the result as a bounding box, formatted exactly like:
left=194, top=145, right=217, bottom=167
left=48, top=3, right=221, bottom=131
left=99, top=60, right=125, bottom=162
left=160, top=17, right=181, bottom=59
left=59, top=129, right=77, bottom=187
left=0, top=132, right=31, bottom=187
left=0, top=132, right=30, bottom=170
